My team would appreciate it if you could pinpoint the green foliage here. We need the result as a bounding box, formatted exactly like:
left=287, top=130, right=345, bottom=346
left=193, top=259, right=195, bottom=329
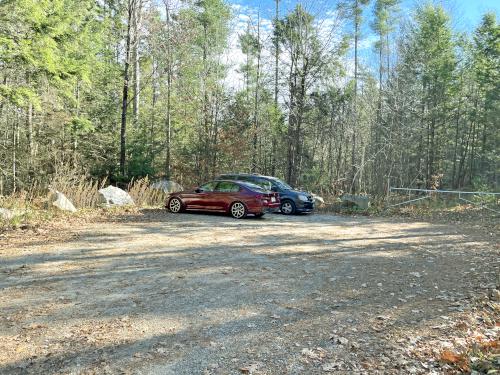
left=67, top=117, right=94, bottom=135
left=372, top=0, right=399, bottom=36
left=0, top=85, right=40, bottom=109
left=0, top=0, right=497, bottom=196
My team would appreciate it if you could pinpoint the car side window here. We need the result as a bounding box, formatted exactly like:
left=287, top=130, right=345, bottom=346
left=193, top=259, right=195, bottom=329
left=255, top=178, right=272, bottom=190
left=236, top=175, right=251, bottom=183
left=215, top=181, right=240, bottom=193
left=199, top=181, right=217, bottom=192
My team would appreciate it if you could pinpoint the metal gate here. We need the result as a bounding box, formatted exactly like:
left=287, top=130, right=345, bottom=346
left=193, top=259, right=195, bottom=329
left=387, top=187, right=500, bottom=214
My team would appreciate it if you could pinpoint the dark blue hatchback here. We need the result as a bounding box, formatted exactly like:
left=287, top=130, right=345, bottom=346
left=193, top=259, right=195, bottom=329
left=217, top=173, right=315, bottom=215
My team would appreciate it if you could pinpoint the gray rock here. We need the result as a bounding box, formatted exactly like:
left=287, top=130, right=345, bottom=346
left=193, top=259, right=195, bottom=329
left=48, top=189, right=77, bottom=212
left=341, top=194, right=370, bottom=209
left=151, top=180, right=184, bottom=193
left=98, top=186, right=134, bottom=207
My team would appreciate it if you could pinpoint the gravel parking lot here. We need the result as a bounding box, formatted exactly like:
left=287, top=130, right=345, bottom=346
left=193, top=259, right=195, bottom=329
left=1, top=211, right=498, bottom=374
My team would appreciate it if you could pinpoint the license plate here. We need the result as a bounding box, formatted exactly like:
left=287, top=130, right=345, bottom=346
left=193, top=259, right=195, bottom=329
left=271, top=197, right=276, bottom=202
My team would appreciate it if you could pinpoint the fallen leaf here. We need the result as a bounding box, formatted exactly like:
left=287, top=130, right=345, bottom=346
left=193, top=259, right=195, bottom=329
left=440, top=350, right=470, bottom=372
left=239, top=362, right=261, bottom=374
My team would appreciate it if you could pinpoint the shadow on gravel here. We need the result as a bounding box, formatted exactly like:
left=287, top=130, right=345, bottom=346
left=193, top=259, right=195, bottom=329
left=0, top=212, right=497, bottom=374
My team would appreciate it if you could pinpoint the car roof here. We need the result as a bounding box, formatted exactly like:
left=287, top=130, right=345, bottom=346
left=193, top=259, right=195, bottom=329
left=219, top=173, right=278, bottom=180
left=211, top=179, right=268, bottom=188
left=218, top=173, right=262, bottom=177
left=211, top=179, right=251, bottom=185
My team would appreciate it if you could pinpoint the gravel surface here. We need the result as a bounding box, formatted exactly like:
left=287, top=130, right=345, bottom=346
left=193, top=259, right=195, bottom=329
left=1, top=210, right=498, bottom=374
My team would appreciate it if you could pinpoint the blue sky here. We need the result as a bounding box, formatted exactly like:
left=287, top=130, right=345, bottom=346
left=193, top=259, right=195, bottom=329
left=223, top=0, right=499, bottom=89
left=230, top=0, right=500, bottom=31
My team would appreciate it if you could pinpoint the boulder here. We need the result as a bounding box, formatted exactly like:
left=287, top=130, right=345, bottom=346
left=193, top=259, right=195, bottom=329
left=151, top=180, right=184, bottom=193
left=311, top=193, right=325, bottom=205
left=0, top=208, right=26, bottom=221
left=341, top=194, right=370, bottom=209
left=48, top=189, right=77, bottom=212
left=98, top=186, right=134, bottom=207
left=0, top=208, right=15, bottom=220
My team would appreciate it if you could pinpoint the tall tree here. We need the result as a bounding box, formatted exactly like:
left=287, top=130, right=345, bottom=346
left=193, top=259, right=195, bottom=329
left=277, top=5, right=336, bottom=186
left=338, top=0, right=370, bottom=192
left=472, top=13, right=499, bottom=186
left=371, top=0, right=399, bottom=191
left=120, top=0, right=134, bottom=177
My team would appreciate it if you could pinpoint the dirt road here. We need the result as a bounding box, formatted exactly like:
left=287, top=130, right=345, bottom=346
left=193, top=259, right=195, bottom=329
left=1, top=211, right=498, bottom=374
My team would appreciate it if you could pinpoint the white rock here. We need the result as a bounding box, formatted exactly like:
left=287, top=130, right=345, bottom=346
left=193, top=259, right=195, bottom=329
left=0, top=208, right=25, bottom=220
left=48, top=189, right=77, bottom=212
left=338, top=337, right=349, bottom=345
left=0, top=208, right=14, bottom=220
left=98, top=186, right=134, bottom=207
left=311, top=193, right=325, bottom=205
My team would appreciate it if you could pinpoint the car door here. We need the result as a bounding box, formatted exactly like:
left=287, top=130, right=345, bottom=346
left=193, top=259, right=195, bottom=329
left=214, top=181, right=241, bottom=211
left=186, top=181, right=218, bottom=210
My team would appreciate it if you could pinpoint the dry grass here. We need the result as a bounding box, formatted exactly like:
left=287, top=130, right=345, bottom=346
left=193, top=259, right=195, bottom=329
left=0, top=173, right=169, bottom=232
left=50, top=175, right=108, bottom=209
left=128, top=177, right=169, bottom=208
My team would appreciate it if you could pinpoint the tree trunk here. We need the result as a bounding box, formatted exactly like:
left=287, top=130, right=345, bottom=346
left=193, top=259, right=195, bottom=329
left=252, top=14, right=261, bottom=173
left=351, top=0, right=360, bottom=194
left=132, top=4, right=141, bottom=127
left=271, top=0, right=279, bottom=176
left=120, top=0, right=135, bottom=177
left=25, top=73, right=34, bottom=167
left=164, top=0, right=172, bottom=178
left=150, top=59, right=157, bottom=160
left=452, top=101, right=461, bottom=188
left=12, top=116, right=17, bottom=192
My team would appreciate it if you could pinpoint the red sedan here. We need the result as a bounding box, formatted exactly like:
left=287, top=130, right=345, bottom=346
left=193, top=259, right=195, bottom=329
left=166, top=180, right=280, bottom=219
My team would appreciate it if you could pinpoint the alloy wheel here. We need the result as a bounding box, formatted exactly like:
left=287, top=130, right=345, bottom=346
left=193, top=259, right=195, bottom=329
left=230, top=202, right=246, bottom=219
left=169, top=198, right=182, bottom=213
left=281, top=201, right=294, bottom=215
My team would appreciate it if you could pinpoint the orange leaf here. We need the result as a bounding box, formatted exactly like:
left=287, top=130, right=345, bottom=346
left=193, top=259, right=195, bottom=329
left=440, top=350, right=461, bottom=364
left=480, top=340, right=499, bottom=351
left=440, top=350, right=470, bottom=372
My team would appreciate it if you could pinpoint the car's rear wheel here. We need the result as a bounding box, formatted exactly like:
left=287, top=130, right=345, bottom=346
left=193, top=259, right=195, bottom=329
left=280, top=200, right=296, bottom=215
left=168, top=197, right=183, bottom=213
left=230, top=202, right=247, bottom=219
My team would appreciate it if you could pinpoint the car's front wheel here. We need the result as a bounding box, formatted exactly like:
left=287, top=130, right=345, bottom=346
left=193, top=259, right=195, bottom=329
left=230, top=202, right=247, bottom=219
left=280, top=200, right=296, bottom=215
left=168, top=197, right=183, bottom=213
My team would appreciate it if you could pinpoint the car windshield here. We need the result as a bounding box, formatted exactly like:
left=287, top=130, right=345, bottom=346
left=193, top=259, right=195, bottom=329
left=241, top=182, right=269, bottom=193
left=271, top=178, right=293, bottom=190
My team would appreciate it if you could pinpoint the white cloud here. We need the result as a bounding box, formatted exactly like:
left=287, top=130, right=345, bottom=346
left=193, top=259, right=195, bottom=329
left=358, top=34, right=378, bottom=51
left=223, top=3, right=274, bottom=91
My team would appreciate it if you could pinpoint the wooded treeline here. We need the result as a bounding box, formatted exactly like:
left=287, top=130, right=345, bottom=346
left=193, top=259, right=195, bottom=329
left=0, top=0, right=498, bottom=195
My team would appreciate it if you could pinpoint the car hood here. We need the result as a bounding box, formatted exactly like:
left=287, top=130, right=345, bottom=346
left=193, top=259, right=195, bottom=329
left=284, top=189, right=312, bottom=196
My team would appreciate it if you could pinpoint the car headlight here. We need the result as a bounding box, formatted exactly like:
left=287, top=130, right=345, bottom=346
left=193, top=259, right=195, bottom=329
left=298, top=194, right=308, bottom=202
